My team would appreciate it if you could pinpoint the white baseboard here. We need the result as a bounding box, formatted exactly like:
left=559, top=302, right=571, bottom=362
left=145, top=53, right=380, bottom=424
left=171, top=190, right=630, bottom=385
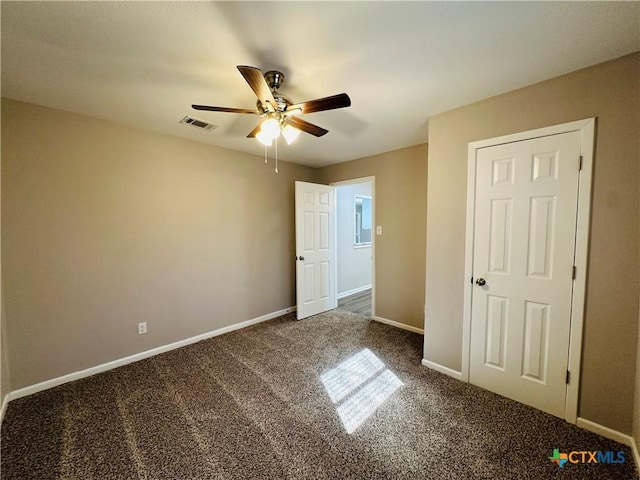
left=576, top=417, right=640, bottom=472
left=337, top=284, right=372, bottom=300
left=576, top=417, right=634, bottom=446
left=372, top=315, right=423, bottom=335
left=9, top=306, right=296, bottom=401
left=0, top=393, right=9, bottom=424
left=421, top=359, right=464, bottom=381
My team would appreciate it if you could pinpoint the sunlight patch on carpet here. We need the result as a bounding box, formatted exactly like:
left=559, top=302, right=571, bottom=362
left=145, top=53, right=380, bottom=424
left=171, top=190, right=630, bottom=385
left=320, top=348, right=403, bottom=434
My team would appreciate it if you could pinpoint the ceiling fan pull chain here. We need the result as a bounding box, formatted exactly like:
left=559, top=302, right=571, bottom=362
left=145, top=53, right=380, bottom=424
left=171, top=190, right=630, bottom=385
left=275, top=137, right=279, bottom=173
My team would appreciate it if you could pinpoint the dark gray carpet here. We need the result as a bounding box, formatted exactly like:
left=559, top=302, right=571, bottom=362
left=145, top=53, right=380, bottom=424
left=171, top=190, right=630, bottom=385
left=1, top=310, right=637, bottom=479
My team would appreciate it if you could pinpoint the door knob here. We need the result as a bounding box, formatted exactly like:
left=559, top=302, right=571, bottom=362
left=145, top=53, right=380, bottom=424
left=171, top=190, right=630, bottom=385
left=475, top=278, right=486, bottom=286
left=297, top=256, right=305, bottom=261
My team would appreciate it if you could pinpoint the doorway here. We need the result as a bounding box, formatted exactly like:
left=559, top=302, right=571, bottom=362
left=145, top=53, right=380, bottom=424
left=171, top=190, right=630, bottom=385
left=462, top=119, right=595, bottom=423
left=332, top=177, right=375, bottom=318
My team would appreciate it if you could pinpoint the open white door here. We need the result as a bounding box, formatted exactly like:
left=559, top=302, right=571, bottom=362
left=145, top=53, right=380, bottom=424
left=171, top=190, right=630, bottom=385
left=295, top=181, right=336, bottom=319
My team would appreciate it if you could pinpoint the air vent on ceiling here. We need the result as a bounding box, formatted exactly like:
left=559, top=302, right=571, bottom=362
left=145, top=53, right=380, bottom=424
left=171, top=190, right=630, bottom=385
left=179, top=116, right=217, bottom=132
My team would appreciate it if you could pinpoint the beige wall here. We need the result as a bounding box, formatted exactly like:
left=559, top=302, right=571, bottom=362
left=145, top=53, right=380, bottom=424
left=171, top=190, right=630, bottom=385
left=1, top=99, right=315, bottom=390
left=1, top=159, right=8, bottom=406
left=316, top=145, right=428, bottom=330
left=635, top=122, right=640, bottom=453
left=1, top=299, right=9, bottom=404
left=1, top=111, right=9, bottom=405
left=424, top=53, right=640, bottom=434
left=635, top=310, right=640, bottom=460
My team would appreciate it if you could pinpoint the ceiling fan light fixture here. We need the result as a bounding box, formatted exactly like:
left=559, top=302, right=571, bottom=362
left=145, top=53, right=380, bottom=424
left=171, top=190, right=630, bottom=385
left=260, top=117, right=281, bottom=140
left=256, top=130, right=273, bottom=146
left=282, top=124, right=301, bottom=145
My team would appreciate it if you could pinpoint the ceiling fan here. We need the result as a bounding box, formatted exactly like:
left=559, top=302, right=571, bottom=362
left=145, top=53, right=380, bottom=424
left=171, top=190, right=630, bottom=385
left=192, top=65, right=351, bottom=146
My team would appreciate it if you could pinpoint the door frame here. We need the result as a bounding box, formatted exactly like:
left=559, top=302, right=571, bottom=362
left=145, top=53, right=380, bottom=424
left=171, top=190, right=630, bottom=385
left=330, top=176, right=376, bottom=317
left=461, top=118, right=595, bottom=424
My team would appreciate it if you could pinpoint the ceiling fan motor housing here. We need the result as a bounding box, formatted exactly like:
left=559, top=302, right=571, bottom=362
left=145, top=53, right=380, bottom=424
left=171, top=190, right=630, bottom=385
left=263, top=71, right=291, bottom=111
left=257, top=95, right=292, bottom=114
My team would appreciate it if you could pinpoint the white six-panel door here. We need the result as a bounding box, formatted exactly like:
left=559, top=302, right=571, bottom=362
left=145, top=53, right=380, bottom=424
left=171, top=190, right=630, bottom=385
left=295, top=181, right=336, bottom=319
left=469, top=131, right=581, bottom=418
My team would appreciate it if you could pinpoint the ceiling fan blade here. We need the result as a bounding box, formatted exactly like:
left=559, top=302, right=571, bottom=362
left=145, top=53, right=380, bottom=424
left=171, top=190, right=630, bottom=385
left=237, top=65, right=277, bottom=111
left=192, top=105, right=258, bottom=114
left=286, top=93, right=351, bottom=115
left=286, top=117, right=329, bottom=137
left=246, top=124, right=262, bottom=138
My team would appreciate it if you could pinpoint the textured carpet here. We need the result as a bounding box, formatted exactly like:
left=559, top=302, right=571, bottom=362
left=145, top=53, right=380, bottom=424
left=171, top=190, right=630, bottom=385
left=1, top=310, right=637, bottom=479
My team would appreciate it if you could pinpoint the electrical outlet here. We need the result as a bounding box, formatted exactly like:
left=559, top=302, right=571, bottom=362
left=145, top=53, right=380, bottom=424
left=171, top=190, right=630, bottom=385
left=138, top=322, right=147, bottom=335
left=376, top=225, right=383, bottom=235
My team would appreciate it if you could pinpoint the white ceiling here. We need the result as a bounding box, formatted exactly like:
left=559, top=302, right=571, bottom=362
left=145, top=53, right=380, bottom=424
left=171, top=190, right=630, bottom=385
left=2, top=2, right=639, bottom=168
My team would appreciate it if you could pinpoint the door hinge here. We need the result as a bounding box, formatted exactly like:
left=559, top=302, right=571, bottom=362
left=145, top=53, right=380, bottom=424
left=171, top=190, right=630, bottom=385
left=572, top=266, right=577, bottom=280
left=566, top=370, right=570, bottom=384
left=578, top=155, right=583, bottom=171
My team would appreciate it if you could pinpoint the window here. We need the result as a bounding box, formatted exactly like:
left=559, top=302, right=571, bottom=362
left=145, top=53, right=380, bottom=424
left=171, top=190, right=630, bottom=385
left=354, top=195, right=372, bottom=246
